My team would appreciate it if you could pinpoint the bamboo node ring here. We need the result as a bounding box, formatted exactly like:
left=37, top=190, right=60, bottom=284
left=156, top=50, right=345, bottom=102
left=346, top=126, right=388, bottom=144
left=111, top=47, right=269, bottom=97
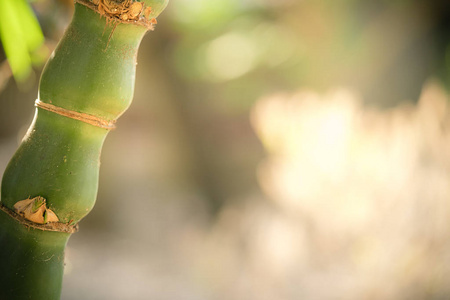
left=35, top=99, right=116, bottom=130
left=0, top=204, right=79, bottom=234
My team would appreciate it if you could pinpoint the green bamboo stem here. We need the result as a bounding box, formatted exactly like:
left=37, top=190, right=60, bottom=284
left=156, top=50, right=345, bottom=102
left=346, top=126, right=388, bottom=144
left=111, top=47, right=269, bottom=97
left=0, top=1, right=168, bottom=299
left=0, top=210, right=70, bottom=300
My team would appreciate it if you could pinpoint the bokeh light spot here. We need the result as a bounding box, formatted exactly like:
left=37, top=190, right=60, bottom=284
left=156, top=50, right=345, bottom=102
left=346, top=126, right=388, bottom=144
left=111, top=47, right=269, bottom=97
left=205, top=32, right=258, bottom=81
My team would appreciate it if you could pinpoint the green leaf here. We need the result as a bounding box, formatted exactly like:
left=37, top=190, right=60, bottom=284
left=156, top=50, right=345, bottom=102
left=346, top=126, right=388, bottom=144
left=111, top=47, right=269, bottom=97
left=0, top=0, right=45, bottom=82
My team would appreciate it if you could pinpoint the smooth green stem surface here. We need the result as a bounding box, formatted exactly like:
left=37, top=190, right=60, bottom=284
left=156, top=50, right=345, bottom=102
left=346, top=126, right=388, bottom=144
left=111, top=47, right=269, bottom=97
left=0, top=211, right=70, bottom=300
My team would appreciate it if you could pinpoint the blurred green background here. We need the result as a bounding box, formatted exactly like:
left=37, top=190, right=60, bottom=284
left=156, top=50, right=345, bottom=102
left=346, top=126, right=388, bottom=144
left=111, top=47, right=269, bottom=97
left=2, top=0, right=450, bottom=299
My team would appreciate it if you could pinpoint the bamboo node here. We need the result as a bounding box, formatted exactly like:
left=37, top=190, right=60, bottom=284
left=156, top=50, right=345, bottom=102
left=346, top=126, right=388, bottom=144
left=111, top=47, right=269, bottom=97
left=14, top=197, right=59, bottom=224
left=35, top=99, right=117, bottom=130
left=0, top=203, right=78, bottom=234
left=75, top=0, right=156, bottom=30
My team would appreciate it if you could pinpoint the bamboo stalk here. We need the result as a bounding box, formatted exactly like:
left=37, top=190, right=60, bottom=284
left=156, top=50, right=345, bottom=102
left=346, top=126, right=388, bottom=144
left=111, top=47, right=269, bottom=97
left=0, top=1, right=168, bottom=299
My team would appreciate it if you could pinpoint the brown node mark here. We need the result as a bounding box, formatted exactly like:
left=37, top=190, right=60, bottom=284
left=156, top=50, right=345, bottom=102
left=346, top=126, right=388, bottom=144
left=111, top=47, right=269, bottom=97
left=96, top=0, right=145, bottom=22
left=14, top=197, right=59, bottom=225
left=92, top=0, right=149, bottom=50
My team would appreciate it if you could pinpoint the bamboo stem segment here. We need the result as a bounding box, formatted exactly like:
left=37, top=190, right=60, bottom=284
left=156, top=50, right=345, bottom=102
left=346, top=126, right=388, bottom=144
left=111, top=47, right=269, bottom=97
left=0, top=210, right=70, bottom=300
left=0, top=1, right=169, bottom=299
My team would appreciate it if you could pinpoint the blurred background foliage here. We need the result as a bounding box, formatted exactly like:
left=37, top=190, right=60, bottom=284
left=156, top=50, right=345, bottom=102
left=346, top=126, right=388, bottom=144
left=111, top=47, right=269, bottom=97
left=2, top=0, right=450, bottom=299
left=0, top=0, right=47, bottom=84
